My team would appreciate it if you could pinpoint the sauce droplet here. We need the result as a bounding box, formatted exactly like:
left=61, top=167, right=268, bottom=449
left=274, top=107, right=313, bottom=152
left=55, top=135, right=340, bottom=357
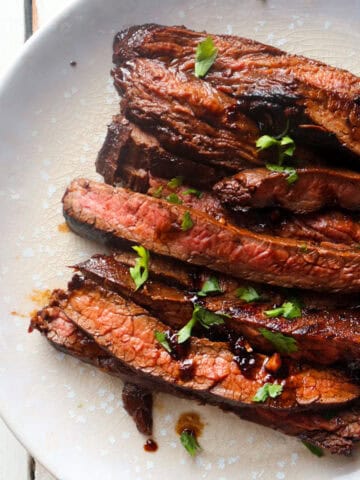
left=144, top=438, right=158, bottom=452
left=57, top=222, right=70, bottom=233
left=175, top=412, right=204, bottom=438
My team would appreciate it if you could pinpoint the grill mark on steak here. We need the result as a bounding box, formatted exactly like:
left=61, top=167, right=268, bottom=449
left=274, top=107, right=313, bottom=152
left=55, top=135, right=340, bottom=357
left=32, top=280, right=360, bottom=410
left=96, top=115, right=228, bottom=187
left=74, top=254, right=360, bottom=366
left=30, top=291, right=360, bottom=454
left=113, top=24, right=360, bottom=160
left=62, top=178, right=360, bottom=292
left=214, top=168, right=360, bottom=214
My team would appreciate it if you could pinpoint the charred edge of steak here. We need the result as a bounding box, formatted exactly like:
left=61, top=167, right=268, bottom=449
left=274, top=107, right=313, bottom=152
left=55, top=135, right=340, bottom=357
left=31, top=303, right=360, bottom=455
left=213, top=167, right=360, bottom=215
left=122, top=382, right=153, bottom=436
left=96, top=115, right=230, bottom=188
left=112, top=24, right=360, bottom=161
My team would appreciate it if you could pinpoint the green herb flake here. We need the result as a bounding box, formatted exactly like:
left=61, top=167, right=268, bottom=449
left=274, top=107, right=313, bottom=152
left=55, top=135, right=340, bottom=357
left=236, top=286, right=261, bottom=303
left=167, top=176, right=184, bottom=189
left=177, top=314, right=198, bottom=344
left=129, top=245, right=150, bottom=291
left=183, top=188, right=203, bottom=199
left=299, top=244, right=308, bottom=253
left=181, top=211, right=194, bottom=231
left=180, top=430, right=201, bottom=457
left=259, top=328, right=298, bottom=354
left=154, top=330, right=172, bottom=353
left=194, top=37, right=218, bottom=78
left=253, top=382, right=283, bottom=403
left=302, top=441, right=324, bottom=457
left=152, top=185, right=163, bottom=198
left=177, top=305, right=227, bottom=343
left=266, top=163, right=298, bottom=184
left=198, top=276, right=222, bottom=297
left=264, top=299, right=302, bottom=319
left=256, top=129, right=296, bottom=165
left=166, top=193, right=183, bottom=204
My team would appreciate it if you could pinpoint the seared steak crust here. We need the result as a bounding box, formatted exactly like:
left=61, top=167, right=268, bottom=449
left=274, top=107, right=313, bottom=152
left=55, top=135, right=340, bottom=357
left=214, top=168, right=360, bottom=214
left=62, top=178, right=360, bottom=292
left=113, top=24, right=360, bottom=160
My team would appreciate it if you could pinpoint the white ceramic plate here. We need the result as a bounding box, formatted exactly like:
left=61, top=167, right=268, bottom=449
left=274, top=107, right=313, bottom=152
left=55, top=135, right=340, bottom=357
left=1, top=1, right=360, bottom=478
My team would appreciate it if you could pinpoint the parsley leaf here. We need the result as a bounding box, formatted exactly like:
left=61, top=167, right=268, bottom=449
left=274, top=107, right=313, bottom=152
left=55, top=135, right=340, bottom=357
left=152, top=185, right=163, bottom=198
left=167, top=176, right=183, bottom=189
left=302, top=441, right=324, bottom=457
left=259, top=328, right=298, bottom=354
left=264, top=299, right=301, bottom=319
left=180, top=430, right=201, bottom=457
left=198, top=276, right=222, bottom=297
left=194, top=37, right=218, bottom=78
left=299, top=244, right=308, bottom=253
left=181, top=211, right=194, bottom=231
left=177, top=314, right=198, bottom=344
left=154, top=331, right=172, bottom=353
left=256, top=131, right=296, bottom=165
left=183, top=188, right=203, bottom=199
left=236, top=286, right=260, bottom=303
left=177, top=305, right=227, bottom=343
left=129, top=246, right=150, bottom=291
left=166, top=193, right=183, bottom=204
left=266, top=163, right=298, bottom=184
left=253, top=382, right=283, bottom=402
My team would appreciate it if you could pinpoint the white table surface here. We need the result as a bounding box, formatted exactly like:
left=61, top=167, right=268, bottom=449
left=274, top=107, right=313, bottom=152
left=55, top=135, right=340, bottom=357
left=0, top=3, right=74, bottom=478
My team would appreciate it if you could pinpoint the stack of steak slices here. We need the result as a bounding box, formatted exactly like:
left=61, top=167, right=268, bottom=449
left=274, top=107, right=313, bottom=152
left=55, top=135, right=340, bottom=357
left=31, top=25, right=360, bottom=456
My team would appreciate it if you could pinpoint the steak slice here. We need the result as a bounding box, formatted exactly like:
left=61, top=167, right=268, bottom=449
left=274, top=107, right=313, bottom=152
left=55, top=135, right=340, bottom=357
left=113, top=56, right=321, bottom=170
left=148, top=176, right=360, bottom=249
left=96, top=115, right=228, bottom=187
left=62, top=178, right=360, bottom=292
left=30, top=288, right=360, bottom=455
left=214, top=168, right=360, bottom=214
left=75, top=254, right=360, bottom=366
left=113, top=24, right=360, bottom=159
left=32, top=279, right=360, bottom=410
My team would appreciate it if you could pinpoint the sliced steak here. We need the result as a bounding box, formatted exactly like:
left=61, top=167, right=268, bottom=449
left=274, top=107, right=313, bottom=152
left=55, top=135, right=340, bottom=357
left=148, top=176, right=360, bottom=249
left=75, top=254, right=360, bottom=366
left=96, top=115, right=228, bottom=187
left=62, top=178, right=360, bottom=292
left=33, top=279, right=360, bottom=410
left=214, top=168, right=360, bottom=214
left=113, top=24, right=360, bottom=160
left=114, top=56, right=322, bottom=170
left=122, top=382, right=153, bottom=436
left=30, top=288, right=360, bottom=454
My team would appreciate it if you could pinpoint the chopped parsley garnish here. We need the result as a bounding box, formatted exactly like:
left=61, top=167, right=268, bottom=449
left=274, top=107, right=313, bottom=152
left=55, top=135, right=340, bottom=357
left=253, top=382, right=283, bottom=403
left=177, top=305, right=227, bottom=343
left=154, top=331, right=172, bottom=353
left=198, top=276, right=222, bottom=297
left=183, top=188, right=203, bottom=199
left=194, top=37, right=218, bottom=78
left=180, top=430, right=201, bottom=457
left=256, top=133, right=296, bottom=165
left=302, top=441, right=324, bottom=457
left=236, top=286, right=261, bottom=303
left=259, top=328, right=298, bottom=354
left=167, top=176, right=184, bottom=189
left=129, top=245, right=150, bottom=291
left=181, top=211, right=194, bottom=231
left=266, top=163, right=298, bottom=184
left=299, top=244, right=308, bottom=253
left=152, top=185, right=163, bottom=198
left=166, top=193, right=183, bottom=204
left=264, top=299, right=301, bottom=319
